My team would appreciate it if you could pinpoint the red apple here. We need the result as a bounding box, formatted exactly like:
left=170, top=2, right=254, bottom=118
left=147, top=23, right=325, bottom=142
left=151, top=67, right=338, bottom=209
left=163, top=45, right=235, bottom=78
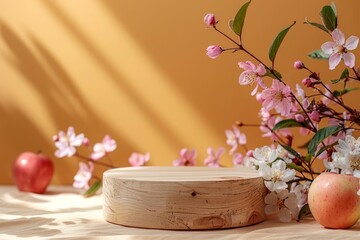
left=13, top=152, right=54, bottom=194
left=308, top=172, right=360, bottom=229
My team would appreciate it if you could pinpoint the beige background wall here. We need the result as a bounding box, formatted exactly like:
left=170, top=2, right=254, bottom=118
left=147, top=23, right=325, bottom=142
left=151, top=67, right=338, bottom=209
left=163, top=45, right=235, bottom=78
left=0, top=0, right=359, bottom=184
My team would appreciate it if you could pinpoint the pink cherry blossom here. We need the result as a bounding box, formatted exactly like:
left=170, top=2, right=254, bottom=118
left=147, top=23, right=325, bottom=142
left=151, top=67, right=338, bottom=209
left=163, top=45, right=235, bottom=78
left=204, top=13, right=216, bottom=27
left=206, top=45, right=222, bottom=59
left=261, top=79, right=293, bottom=116
left=73, top=161, right=93, bottom=190
left=321, top=28, right=359, bottom=70
left=238, top=61, right=267, bottom=95
left=54, top=126, right=85, bottom=158
left=204, top=147, right=225, bottom=167
left=173, top=148, right=197, bottom=166
left=129, top=152, right=150, bottom=167
left=225, top=126, right=247, bottom=154
left=91, top=135, right=117, bottom=160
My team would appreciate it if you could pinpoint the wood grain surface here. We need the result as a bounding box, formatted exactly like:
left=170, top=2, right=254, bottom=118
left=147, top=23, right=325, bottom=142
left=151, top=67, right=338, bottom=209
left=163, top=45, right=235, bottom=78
left=103, top=167, right=266, bottom=230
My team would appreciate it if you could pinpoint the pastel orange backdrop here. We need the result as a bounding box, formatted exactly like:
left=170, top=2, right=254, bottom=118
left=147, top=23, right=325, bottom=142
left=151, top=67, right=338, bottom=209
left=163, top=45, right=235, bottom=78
left=0, top=0, right=359, bottom=184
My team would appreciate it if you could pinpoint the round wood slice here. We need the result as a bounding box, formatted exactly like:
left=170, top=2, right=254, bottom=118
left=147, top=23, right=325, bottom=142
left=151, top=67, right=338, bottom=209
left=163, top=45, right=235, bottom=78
left=103, top=166, right=266, bottom=230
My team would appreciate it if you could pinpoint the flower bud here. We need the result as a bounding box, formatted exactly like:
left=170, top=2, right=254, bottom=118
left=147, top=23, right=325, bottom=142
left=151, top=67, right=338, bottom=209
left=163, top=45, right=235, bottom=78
left=295, top=114, right=304, bottom=122
left=204, top=13, right=216, bottom=27
left=294, top=60, right=305, bottom=69
left=302, top=77, right=315, bottom=87
left=246, top=150, right=254, bottom=157
left=206, top=45, right=222, bottom=59
left=82, top=137, right=90, bottom=147
left=310, top=111, right=321, bottom=122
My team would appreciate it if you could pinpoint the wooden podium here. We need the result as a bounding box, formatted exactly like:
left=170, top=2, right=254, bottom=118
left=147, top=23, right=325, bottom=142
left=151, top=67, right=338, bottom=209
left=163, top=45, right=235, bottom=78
left=103, top=167, right=266, bottom=230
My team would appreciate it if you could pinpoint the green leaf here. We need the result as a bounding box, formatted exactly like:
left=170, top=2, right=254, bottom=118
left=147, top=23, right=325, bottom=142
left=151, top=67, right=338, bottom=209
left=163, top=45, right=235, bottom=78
left=84, top=180, right=102, bottom=197
left=264, top=69, right=282, bottom=79
left=330, top=2, right=337, bottom=17
left=308, top=126, right=341, bottom=155
left=333, top=88, right=360, bottom=97
left=331, top=79, right=341, bottom=84
left=297, top=204, right=312, bottom=222
left=307, top=49, right=329, bottom=59
left=303, top=18, right=329, bottom=34
left=228, top=19, right=235, bottom=32
left=231, top=0, right=251, bottom=36
left=340, top=68, right=349, bottom=79
left=314, top=141, right=338, bottom=158
left=286, top=163, right=304, bottom=172
left=320, top=5, right=337, bottom=31
left=331, top=69, right=349, bottom=84
left=269, top=21, right=296, bottom=62
left=305, top=153, right=312, bottom=163
left=273, top=119, right=307, bottom=131
left=278, top=143, right=302, bottom=159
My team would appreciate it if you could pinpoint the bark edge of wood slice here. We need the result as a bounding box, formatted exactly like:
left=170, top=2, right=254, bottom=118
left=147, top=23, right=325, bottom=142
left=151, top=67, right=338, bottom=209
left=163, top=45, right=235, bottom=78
left=103, top=166, right=266, bottom=230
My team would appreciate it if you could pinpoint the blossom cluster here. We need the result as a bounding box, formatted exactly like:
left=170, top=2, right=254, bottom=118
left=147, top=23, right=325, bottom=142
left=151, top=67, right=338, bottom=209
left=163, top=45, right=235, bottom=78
left=53, top=126, right=149, bottom=195
left=204, top=2, right=360, bottom=222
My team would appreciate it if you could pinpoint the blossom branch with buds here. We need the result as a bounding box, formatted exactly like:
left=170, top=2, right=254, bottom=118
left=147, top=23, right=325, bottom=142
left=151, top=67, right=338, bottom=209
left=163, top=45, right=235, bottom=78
left=52, top=126, right=150, bottom=196
left=204, top=1, right=360, bottom=222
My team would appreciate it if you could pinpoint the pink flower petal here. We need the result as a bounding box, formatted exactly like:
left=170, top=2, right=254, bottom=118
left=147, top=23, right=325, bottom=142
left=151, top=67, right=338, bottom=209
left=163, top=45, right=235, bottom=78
left=321, top=41, right=336, bottom=54
left=251, top=83, right=259, bottom=96
left=343, top=52, right=355, bottom=68
left=329, top=53, right=342, bottom=70
left=332, top=29, right=345, bottom=45
left=345, top=36, right=359, bottom=50
left=256, top=63, right=266, bottom=75
left=238, top=133, right=247, bottom=145
left=215, top=147, right=225, bottom=158
left=238, top=62, right=254, bottom=71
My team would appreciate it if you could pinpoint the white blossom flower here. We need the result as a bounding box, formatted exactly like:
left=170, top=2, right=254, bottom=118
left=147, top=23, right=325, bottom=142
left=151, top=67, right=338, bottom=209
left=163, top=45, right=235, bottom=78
left=276, top=145, right=295, bottom=164
left=264, top=190, right=299, bottom=222
left=259, top=160, right=296, bottom=192
left=328, top=135, right=360, bottom=178
left=251, top=145, right=277, bottom=166
left=54, top=126, right=85, bottom=158
left=291, top=181, right=311, bottom=207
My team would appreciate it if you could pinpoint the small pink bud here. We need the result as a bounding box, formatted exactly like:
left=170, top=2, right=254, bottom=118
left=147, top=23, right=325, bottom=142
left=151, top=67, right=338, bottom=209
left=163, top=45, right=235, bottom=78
left=206, top=45, right=222, bottom=59
left=82, top=137, right=90, bottom=146
left=295, top=114, right=305, bottom=122
left=204, top=13, right=216, bottom=27
left=246, top=150, right=254, bottom=157
left=310, top=111, right=321, bottom=122
left=294, top=60, right=305, bottom=69
left=302, top=77, right=315, bottom=87
left=52, top=135, right=59, bottom=142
